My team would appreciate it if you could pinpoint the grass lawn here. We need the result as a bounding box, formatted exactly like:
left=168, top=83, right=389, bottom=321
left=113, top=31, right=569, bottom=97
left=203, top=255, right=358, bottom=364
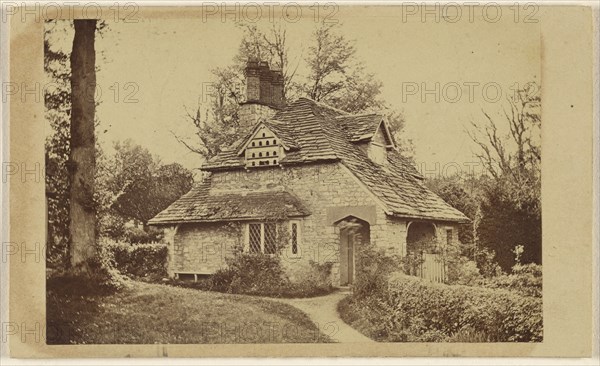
left=47, top=280, right=332, bottom=344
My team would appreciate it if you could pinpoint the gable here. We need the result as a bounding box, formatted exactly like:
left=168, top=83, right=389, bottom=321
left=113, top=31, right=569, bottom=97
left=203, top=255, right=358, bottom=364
left=240, top=124, right=284, bottom=168
left=197, top=98, right=468, bottom=223
left=372, top=123, right=393, bottom=147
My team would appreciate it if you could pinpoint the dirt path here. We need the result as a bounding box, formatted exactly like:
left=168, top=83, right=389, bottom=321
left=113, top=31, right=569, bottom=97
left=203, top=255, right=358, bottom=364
left=273, top=290, right=374, bottom=343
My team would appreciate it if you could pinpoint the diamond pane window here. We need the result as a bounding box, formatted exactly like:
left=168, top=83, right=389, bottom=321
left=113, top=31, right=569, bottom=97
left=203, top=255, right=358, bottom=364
left=249, top=224, right=261, bottom=253
left=291, top=223, right=298, bottom=254
left=264, top=223, right=277, bottom=254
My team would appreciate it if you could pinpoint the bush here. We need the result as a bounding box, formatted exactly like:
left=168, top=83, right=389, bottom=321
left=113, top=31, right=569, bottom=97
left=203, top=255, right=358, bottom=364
left=211, top=252, right=289, bottom=295
left=170, top=251, right=335, bottom=298
left=480, top=263, right=542, bottom=297
left=286, top=261, right=334, bottom=297
left=47, top=245, right=129, bottom=296
left=446, top=256, right=483, bottom=286
left=354, top=242, right=399, bottom=298
left=103, top=240, right=168, bottom=281
left=121, top=226, right=164, bottom=244
left=341, top=273, right=542, bottom=342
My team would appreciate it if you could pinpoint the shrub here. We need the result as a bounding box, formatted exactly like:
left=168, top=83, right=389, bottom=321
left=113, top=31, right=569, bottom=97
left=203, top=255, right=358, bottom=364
left=341, top=273, right=542, bottom=342
left=121, top=226, right=164, bottom=244
left=354, top=242, right=399, bottom=298
left=286, top=261, right=334, bottom=297
left=103, top=240, right=168, bottom=281
left=47, top=244, right=129, bottom=296
left=480, top=263, right=542, bottom=297
left=172, top=250, right=335, bottom=298
left=446, top=256, right=483, bottom=286
left=211, top=252, right=289, bottom=295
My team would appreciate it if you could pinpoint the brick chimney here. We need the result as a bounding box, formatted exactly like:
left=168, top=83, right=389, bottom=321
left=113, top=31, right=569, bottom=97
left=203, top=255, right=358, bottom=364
left=239, top=60, right=285, bottom=131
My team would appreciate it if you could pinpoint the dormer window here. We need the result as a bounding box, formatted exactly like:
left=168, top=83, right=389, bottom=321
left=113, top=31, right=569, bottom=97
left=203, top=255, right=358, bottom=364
left=367, top=123, right=394, bottom=165
left=243, top=124, right=286, bottom=168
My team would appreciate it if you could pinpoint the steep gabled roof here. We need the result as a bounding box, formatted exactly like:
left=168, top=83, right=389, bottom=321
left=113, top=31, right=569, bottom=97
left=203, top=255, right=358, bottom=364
left=192, top=98, right=468, bottom=223
left=148, top=180, right=310, bottom=225
left=335, top=114, right=394, bottom=146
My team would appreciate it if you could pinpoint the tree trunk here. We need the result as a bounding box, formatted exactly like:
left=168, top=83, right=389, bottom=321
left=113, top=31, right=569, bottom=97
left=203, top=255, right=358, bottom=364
left=69, top=20, right=97, bottom=268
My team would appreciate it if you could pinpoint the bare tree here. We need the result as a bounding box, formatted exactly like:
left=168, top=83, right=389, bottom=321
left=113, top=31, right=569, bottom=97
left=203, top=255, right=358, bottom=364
left=69, top=19, right=97, bottom=268
left=175, top=22, right=410, bottom=160
left=466, top=82, right=541, bottom=182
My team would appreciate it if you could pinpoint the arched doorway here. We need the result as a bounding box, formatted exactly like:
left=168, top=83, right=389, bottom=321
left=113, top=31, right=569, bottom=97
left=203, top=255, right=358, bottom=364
left=406, top=221, right=437, bottom=254
left=406, top=221, right=445, bottom=282
left=336, top=216, right=370, bottom=286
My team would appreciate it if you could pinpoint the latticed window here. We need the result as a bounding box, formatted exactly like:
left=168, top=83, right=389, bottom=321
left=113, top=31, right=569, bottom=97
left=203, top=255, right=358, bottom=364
left=291, top=223, right=298, bottom=254
left=249, top=224, right=262, bottom=253
left=246, top=222, right=278, bottom=254
left=264, top=223, right=277, bottom=254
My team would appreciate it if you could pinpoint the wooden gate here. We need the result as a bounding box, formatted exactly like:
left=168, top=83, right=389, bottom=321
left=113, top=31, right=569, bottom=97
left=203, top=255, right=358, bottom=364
left=415, top=253, right=446, bottom=283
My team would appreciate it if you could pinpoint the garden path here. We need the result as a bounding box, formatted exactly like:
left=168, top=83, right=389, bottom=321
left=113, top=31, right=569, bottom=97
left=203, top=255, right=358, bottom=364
left=273, top=290, right=374, bottom=343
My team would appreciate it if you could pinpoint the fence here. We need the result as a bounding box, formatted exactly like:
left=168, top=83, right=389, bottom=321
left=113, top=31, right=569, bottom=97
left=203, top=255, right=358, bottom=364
left=415, top=253, right=446, bottom=283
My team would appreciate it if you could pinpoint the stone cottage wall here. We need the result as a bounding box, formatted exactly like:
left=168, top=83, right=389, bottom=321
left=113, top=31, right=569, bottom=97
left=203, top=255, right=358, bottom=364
left=174, top=162, right=410, bottom=285
left=172, top=222, right=241, bottom=275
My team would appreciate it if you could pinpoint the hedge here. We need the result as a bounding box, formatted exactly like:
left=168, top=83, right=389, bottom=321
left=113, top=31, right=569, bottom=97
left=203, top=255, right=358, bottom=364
left=103, top=241, right=168, bottom=281
left=341, top=273, right=542, bottom=342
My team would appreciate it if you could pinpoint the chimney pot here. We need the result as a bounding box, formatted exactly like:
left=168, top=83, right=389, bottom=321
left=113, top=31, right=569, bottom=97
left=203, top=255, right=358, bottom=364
left=243, top=59, right=285, bottom=109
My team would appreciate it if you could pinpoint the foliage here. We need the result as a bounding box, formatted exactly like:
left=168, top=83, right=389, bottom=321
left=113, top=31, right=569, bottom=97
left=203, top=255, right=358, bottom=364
left=176, top=21, right=412, bottom=160
left=480, top=263, right=542, bottom=298
left=285, top=261, right=335, bottom=297
left=399, top=252, right=425, bottom=277
left=425, top=175, right=481, bottom=257
left=354, top=242, right=400, bottom=299
left=211, top=251, right=290, bottom=295
left=120, top=226, right=164, bottom=244
left=102, top=139, right=194, bottom=227
left=46, top=244, right=128, bottom=297
left=340, top=273, right=542, bottom=342
left=466, top=83, right=541, bottom=271
left=171, top=245, right=334, bottom=298
left=102, top=240, right=168, bottom=281
left=478, top=176, right=541, bottom=270
left=45, top=20, right=73, bottom=268
left=474, top=246, right=504, bottom=278
left=445, top=255, right=483, bottom=286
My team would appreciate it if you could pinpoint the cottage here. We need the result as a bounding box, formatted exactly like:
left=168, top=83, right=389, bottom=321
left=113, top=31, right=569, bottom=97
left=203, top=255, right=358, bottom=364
left=149, top=60, right=469, bottom=286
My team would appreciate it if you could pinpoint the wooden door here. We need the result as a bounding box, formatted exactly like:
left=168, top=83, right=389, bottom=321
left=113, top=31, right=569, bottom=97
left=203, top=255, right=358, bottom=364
left=340, top=230, right=355, bottom=286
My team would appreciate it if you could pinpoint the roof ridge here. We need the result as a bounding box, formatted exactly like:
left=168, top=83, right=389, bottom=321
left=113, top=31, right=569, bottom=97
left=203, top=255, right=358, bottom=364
left=294, top=97, right=351, bottom=116
left=335, top=112, right=384, bottom=118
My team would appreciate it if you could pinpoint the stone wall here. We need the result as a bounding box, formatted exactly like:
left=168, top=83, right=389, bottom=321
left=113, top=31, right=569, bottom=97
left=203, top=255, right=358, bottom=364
left=173, top=162, right=412, bottom=285
left=172, top=222, right=241, bottom=275
left=171, top=162, right=460, bottom=285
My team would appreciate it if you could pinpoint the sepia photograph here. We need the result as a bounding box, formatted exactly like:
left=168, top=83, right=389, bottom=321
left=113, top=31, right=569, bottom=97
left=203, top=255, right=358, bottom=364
left=3, top=2, right=597, bottom=360
left=41, top=6, right=544, bottom=345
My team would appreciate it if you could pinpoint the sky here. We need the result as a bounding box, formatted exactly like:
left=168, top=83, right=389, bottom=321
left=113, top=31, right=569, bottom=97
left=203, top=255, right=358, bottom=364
left=47, top=6, right=540, bottom=179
